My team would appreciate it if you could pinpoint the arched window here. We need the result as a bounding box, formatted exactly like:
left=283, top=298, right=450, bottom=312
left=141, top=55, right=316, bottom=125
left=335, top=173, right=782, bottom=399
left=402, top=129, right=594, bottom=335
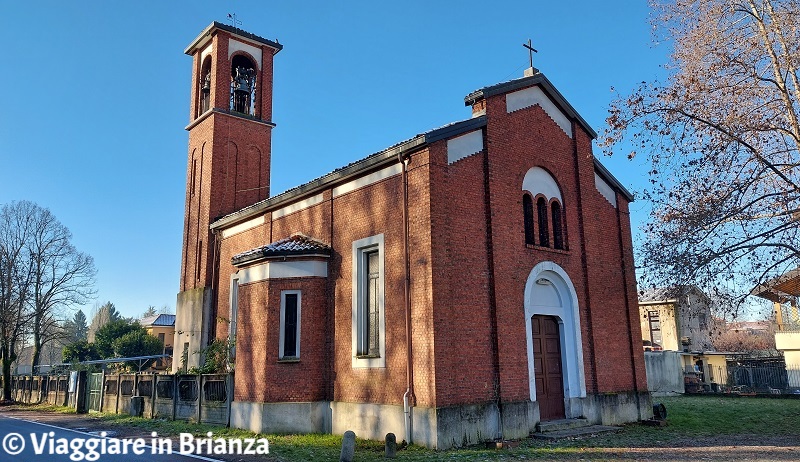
left=523, top=194, right=535, bottom=245
left=523, top=167, right=568, bottom=250
left=552, top=201, right=564, bottom=249
left=199, top=57, right=212, bottom=115
left=230, top=55, right=257, bottom=115
left=537, top=197, right=549, bottom=247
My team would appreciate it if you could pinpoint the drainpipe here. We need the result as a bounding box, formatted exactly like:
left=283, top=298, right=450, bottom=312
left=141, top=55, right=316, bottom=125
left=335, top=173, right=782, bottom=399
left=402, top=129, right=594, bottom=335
left=398, top=151, right=416, bottom=444
left=209, top=228, right=222, bottom=351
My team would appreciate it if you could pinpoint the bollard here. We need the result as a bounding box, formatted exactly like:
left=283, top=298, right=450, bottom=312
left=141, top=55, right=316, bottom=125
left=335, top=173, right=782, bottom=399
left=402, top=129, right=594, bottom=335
left=385, top=432, right=397, bottom=458
left=652, top=402, right=667, bottom=420
left=340, top=430, right=356, bottom=462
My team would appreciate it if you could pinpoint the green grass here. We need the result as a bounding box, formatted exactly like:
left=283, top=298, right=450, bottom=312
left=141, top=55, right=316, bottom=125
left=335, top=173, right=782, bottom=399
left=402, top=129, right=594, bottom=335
left=20, top=396, right=800, bottom=461
left=18, top=403, right=76, bottom=414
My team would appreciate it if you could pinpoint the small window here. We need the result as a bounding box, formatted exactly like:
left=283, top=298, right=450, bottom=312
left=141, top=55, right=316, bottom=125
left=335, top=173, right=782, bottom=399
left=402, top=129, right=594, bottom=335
left=537, top=197, right=549, bottom=247
left=523, top=194, right=535, bottom=245
left=648, top=311, right=662, bottom=347
left=280, top=290, right=301, bottom=359
left=551, top=201, right=564, bottom=250
left=352, top=234, right=385, bottom=368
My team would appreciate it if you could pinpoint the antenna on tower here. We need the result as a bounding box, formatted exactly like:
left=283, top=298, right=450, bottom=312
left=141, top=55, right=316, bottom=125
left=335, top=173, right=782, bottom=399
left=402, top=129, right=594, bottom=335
left=227, top=13, right=242, bottom=29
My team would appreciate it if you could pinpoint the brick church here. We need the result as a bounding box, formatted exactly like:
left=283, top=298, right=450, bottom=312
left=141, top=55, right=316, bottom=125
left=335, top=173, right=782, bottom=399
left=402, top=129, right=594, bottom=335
left=174, top=22, right=651, bottom=448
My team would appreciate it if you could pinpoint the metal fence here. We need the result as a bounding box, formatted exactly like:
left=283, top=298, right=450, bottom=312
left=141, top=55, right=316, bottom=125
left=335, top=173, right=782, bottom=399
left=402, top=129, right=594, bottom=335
left=7, top=372, right=233, bottom=425
left=687, top=363, right=800, bottom=395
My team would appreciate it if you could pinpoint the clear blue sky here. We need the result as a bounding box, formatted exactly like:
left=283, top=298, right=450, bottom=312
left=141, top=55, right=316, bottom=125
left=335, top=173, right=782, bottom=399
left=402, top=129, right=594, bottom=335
left=0, top=1, right=666, bottom=320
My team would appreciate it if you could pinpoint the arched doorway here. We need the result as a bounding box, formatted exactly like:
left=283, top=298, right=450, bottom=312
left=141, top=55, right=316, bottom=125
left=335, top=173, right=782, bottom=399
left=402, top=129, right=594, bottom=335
left=524, top=262, right=586, bottom=420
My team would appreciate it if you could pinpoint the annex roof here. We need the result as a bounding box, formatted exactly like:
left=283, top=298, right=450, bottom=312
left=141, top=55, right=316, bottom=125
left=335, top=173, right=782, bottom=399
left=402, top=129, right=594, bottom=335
left=232, top=233, right=332, bottom=266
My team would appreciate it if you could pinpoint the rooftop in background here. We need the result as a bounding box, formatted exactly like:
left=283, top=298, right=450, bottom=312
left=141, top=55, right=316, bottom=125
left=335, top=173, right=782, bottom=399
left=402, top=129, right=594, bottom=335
left=639, top=285, right=710, bottom=304
left=140, top=313, right=176, bottom=327
left=751, top=268, right=800, bottom=303
left=727, top=321, right=771, bottom=333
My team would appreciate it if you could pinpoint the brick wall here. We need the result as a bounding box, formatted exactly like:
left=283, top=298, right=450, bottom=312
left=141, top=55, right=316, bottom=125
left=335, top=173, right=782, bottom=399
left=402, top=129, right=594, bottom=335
left=234, top=277, right=327, bottom=402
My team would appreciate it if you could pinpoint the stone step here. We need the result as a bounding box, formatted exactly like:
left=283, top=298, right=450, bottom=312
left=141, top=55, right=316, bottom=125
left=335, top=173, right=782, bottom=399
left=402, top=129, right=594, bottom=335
left=535, top=418, right=591, bottom=433
left=531, top=424, right=622, bottom=440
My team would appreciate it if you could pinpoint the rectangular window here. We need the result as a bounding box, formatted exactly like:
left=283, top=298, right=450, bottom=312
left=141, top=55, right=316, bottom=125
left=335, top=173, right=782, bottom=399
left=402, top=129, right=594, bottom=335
left=361, top=251, right=380, bottom=357
left=648, top=311, right=662, bottom=347
left=280, top=290, right=301, bottom=359
left=352, top=234, right=385, bottom=368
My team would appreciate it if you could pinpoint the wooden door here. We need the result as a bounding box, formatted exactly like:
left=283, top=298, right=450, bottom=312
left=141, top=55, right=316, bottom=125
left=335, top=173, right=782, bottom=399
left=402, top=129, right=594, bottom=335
left=532, top=315, right=565, bottom=420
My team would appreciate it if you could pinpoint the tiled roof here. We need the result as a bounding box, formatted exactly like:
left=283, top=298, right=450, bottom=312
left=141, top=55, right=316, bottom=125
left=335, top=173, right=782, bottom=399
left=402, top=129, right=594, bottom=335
left=232, top=234, right=331, bottom=266
left=140, top=314, right=176, bottom=327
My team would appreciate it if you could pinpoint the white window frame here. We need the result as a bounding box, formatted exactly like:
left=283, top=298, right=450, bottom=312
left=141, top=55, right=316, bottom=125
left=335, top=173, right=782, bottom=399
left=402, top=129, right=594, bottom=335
left=279, top=290, right=302, bottom=360
left=351, top=234, right=385, bottom=368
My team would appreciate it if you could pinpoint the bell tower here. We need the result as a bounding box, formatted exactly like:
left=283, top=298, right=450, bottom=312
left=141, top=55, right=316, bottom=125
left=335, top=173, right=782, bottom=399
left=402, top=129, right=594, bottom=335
left=175, top=22, right=282, bottom=371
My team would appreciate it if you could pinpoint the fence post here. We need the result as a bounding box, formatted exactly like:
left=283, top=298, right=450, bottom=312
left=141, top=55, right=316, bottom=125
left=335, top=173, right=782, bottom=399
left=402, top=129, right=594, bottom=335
left=226, top=373, right=233, bottom=427
left=115, top=374, right=121, bottom=414
left=171, top=374, right=177, bottom=421
left=196, top=375, right=202, bottom=424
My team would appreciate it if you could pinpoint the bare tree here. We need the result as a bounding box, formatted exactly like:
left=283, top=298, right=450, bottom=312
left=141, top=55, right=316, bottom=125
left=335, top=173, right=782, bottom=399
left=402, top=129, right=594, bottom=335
left=27, top=206, right=95, bottom=369
left=0, top=201, right=95, bottom=399
left=0, top=202, right=36, bottom=399
left=603, top=0, right=800, bottom=312
left=87, top=301, right=121, bottom=342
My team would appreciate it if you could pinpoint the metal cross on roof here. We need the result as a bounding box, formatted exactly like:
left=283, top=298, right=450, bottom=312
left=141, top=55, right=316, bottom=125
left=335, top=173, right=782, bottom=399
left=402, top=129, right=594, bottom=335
left=227, top=13, right=242, bottom=29
left=523, top=39, right=538, bottom=69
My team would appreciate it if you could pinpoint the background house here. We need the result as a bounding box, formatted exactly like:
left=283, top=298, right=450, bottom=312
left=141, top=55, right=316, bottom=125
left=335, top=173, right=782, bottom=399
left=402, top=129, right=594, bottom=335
left=140, top=313, right=175, bottom=370
left=639, top=286, right=714, bottom=352
left=638, top=286, right=727, bottom=394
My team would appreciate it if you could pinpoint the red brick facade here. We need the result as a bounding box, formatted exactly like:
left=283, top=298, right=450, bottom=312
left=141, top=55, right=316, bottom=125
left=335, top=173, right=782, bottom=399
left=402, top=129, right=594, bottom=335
left=177, top=23, right=650, bottom=449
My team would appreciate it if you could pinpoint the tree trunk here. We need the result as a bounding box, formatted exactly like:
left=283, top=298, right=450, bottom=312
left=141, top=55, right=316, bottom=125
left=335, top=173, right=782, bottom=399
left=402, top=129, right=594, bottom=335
left=2, top=348, right=13, bottom=401
left=31, top=343, right=41, bottom=375
left=31, top=312, right=41, bottom=372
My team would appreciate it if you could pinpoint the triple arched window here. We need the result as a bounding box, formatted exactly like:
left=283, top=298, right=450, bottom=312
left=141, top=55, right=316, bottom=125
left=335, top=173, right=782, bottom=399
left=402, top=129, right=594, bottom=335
left=522, top=167, right=566, bottom=250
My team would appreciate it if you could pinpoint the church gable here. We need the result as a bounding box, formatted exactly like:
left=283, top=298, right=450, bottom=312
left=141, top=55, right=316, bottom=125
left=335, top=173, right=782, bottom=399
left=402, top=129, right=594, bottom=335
left=506, top=86, right=573, bottom=138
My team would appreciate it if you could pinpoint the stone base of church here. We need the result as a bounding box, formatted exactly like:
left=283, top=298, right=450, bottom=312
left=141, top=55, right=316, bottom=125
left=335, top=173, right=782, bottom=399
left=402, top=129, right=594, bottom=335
left=230, top=392, right=652, bottom=450
left=577, top=391, right=654, bottom=425
left=230, top=401, right=332, bottom=434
